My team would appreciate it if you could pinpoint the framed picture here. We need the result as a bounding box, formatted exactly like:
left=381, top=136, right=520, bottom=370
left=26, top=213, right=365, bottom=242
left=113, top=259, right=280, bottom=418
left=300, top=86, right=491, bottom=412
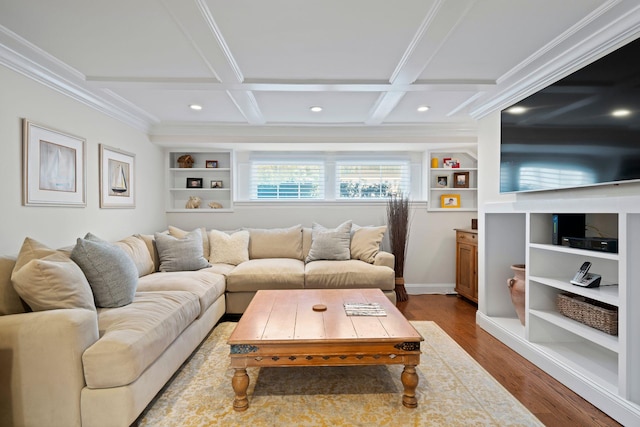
left=441, top=194, right=461, bottom=208
left=100, top=144, right=135, bottom=208
left=436, top=175, right=448, bottom=188
left=444, top=158, right=460, bottom=168
left=210, top=180, right=223, bottom=188
left=186, top=177, right=203, bottom=188
left=206, top=160, right=218, bottom=168
left=453, top=171, right=470, bottom=188
left=23, top=119, right=86, bottom=207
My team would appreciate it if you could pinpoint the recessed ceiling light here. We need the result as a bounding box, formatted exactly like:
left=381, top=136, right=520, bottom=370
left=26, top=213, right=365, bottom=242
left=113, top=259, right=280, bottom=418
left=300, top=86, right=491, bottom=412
left=310, top=106, right=323, bottom=112
left=506, top=106, right=527, bottom=114
left=189, top=104, right=203, bottom=111
left=417, top=105, right=430, bottom=112
left=612, top=109, right=631, bottom=117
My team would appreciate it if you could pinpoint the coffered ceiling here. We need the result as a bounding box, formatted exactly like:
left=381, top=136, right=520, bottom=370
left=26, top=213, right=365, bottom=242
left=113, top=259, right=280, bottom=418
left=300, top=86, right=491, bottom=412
left=1, top=0, right=639, bottom=145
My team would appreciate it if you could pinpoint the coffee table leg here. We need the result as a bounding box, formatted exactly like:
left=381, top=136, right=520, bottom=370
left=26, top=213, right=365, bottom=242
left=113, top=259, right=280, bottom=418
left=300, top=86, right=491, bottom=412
left=232, top=368, right=250, bottom=411
left=401, top=365, right=419, bottom=408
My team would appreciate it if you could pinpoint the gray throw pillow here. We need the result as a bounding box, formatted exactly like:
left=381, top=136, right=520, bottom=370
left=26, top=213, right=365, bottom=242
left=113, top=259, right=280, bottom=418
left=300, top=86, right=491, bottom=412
left=71, top=233, right=138, bottom=308
left=305, top=220, right=352, bottom=263
left=154, top=228, right=211, bottom=272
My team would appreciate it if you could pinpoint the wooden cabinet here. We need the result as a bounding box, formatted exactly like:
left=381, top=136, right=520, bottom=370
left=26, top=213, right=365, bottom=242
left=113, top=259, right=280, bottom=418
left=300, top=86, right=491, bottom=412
left=455, top=229, right=478, bottom=302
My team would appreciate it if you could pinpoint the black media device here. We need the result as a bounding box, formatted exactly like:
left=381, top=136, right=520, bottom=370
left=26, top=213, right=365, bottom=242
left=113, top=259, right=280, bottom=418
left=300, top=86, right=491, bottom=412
left=561, top=237, right=619, bottom=253
left=552, top=214, right=585, bottom=245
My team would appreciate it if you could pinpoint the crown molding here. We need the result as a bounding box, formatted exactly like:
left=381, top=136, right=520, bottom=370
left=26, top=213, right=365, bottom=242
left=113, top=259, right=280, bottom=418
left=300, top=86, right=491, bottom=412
left=470, top=0, right=640, bottom=119
left=0, top=25, right=154, bottom=132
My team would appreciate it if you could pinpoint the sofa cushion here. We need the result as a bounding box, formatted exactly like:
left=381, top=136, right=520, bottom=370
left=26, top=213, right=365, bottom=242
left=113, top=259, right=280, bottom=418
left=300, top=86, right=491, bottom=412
left=82, top=290, right=200, bottom=389
left=208, top=230, right=249, bottom=265
left=11, top=238, right=96, bottom=312
left=305, top=220, right=352, bottom=263
left=71, top=233, right=138, bottom=308
left=226, top=259, right=305, bottom=292
left=168, top=226, right=210, bottom=260
left=136, top=268, right=225, bottom=317
left=304, top=260, right=395, bottom=290
left=247, top=225, right=303, bottom=260
left=137, top=234, right=161, bottom=272
left=350, top=225, right=387, bottom=264
left=113, top=235, right=155, bottom=277
left=154, top=229, right=211, bottom=272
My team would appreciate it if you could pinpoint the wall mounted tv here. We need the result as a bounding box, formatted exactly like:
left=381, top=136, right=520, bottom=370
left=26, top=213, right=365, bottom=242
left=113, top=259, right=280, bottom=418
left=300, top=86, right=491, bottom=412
left=500, top=37, right=640, bottom=193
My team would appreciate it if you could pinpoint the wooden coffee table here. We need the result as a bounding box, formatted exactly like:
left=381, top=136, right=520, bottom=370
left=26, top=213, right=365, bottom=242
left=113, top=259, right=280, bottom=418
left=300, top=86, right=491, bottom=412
left=227, top=288, right=423, bottom=411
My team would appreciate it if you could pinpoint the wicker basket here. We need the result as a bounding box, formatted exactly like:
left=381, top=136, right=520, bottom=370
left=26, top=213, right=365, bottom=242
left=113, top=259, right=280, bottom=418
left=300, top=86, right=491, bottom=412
left=556, top=293, right=618, bottom=335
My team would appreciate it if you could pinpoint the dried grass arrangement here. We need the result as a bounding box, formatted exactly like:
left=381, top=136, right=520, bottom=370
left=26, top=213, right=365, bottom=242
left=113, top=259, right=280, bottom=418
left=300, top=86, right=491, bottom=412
left=387, top=192, right=410, bottom=301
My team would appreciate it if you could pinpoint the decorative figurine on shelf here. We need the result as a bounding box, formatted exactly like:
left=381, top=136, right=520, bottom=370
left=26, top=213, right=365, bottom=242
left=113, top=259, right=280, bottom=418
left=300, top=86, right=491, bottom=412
left=177, top=154, right=194, bottom=168
left=185, top=196, right=201, bottom=209
left=208, top=201, right=223, bottom=209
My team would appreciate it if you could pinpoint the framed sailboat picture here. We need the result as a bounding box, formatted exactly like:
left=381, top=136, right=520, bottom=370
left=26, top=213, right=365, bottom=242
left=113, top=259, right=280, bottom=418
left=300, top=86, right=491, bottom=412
left=100, top=144, right=135, bottom=208
left=23, top=119, right=86, bottom=206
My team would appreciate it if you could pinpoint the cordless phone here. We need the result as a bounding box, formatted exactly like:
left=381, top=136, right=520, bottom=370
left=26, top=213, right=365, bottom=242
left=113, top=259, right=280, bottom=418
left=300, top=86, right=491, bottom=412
left=570, top=262, right=601, bottom=287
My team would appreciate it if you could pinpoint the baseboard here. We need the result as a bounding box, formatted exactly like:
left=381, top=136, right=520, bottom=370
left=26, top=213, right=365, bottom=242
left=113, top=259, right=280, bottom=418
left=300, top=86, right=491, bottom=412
left=405, top=283, right=456, bottom=295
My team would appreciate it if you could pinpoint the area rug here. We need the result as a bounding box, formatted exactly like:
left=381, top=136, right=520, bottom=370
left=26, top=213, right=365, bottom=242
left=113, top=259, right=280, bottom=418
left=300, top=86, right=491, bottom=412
left=135, top=321, right=543, bottom=426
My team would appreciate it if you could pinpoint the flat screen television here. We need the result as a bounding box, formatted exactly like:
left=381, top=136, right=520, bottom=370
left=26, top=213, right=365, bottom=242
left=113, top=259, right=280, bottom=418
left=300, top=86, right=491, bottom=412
left=500, top=37, right=640, bottom=193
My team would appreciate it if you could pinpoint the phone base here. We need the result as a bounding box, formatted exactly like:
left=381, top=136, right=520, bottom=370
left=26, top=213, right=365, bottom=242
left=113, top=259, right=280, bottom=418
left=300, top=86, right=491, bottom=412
left=571, top=273, right=602, bottom=288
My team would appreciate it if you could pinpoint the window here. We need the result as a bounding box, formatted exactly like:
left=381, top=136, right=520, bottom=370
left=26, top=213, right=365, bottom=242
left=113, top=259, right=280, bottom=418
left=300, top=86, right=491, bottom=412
left=336, top=161, right=410, bottom=199
left=251, top=161, right=324, bottom=199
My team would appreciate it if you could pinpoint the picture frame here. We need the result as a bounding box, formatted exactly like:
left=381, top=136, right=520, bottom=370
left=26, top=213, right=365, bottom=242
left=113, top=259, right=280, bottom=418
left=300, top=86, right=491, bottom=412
left=441, top=194, right=461, bottom=208
left=444, top=158, right=460, bottom=168
left=100, top=144, right=136, bottom=208
left=453, top=171, right=470, bottom=188
left=205, top=160, right=218, bottom=168
left=187, top=178, right=203, bottom=188
left=436, top=175, right=448, bottom=188
left=210, top=180, right=223, bottom=188
left=23, top=119, right=86, bottom=207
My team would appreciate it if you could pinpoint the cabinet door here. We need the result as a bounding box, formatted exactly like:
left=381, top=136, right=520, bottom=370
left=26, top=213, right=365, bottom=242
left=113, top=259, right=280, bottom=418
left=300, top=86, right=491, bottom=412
left=456, top=242, right=474, bottom=298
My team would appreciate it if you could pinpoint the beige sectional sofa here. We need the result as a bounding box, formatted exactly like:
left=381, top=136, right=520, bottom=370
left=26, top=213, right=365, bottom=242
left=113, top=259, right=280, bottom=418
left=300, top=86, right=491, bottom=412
left=0, top=221, right=394, bottom=427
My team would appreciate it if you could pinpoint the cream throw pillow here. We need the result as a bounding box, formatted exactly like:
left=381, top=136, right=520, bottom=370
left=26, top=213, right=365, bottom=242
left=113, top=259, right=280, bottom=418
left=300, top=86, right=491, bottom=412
left=350, top=224, right=387, bottom=263
left=208, top=230, right=250, bottom=265
left=114, top=235, right=155, bottom=277
left=305, top=220, right=352, bottom=263
left=11, top=238, right=96, bottom=312
left=169, top=226, right=210, bottom=260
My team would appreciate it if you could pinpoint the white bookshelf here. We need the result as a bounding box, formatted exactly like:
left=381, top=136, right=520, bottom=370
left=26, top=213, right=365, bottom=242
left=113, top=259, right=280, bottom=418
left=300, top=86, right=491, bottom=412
left=478, top=201, right=640, bottom=426
left=166, top=149, right=234, bottom=212
left=427, top=150, right=477, bottom=211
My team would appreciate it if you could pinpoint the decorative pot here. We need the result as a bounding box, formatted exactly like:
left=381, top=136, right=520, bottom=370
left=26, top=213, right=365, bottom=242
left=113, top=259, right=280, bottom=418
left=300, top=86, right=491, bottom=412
left=508, top=264, right=526, bottom=325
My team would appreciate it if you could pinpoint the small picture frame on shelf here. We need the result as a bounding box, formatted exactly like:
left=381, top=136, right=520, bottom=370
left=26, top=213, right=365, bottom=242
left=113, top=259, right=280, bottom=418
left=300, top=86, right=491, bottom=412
left=186, top=177, right=203, bottom=188
left=210, top=180, right=223, bottom=188
left=436, top=175, right=448, bottom=188
left=453, top=171, right=470, bottom=188
left=444, top=158, right=460, bottom=168
left=205, top=160, right=218, bottom=168
left=441, top=194, right=460, bottom=208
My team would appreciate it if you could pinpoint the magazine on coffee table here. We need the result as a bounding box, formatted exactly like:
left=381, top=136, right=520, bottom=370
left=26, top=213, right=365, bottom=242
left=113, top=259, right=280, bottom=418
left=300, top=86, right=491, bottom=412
left=343, top=302, right=387, bottom=316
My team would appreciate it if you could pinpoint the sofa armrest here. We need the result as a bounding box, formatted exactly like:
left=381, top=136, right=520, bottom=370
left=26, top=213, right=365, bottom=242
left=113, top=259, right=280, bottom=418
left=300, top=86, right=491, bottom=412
left=0, top=309, right=99, bottom=427
left=374, top=251, right=395, bottom=269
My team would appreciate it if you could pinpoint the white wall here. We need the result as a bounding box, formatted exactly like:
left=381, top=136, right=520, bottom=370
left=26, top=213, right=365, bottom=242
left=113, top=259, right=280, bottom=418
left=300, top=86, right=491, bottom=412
left=0, top=66, right=165, bottom=254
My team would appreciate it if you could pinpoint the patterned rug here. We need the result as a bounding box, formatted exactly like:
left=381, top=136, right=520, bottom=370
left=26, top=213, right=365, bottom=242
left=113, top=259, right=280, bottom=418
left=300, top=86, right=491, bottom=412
left=135, top=321, right=543, bottom=426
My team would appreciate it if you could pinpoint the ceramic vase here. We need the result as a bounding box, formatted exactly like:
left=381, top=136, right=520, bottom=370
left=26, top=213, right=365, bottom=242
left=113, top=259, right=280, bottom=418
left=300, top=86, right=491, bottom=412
left=508, top=264, right=526, bottom=325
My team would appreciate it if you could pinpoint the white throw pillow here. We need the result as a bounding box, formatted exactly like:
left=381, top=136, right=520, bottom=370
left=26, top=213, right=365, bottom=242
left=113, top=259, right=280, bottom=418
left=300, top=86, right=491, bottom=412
left=305, top=220, right=352, bottom=263
left=208, top=230, right=250, bottom=265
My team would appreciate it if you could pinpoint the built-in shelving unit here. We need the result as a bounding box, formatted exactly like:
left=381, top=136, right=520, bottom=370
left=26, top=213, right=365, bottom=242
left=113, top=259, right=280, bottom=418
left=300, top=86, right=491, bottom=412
left=478, top=201, right=640, bottom=426
left=427, top=150, right=477, bottom=211
left=166, top=149, right=233, bottom=212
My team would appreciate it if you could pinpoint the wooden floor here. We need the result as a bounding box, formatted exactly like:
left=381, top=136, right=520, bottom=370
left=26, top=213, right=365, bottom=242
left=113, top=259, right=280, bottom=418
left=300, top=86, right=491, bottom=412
left=396, top=294, right=620, bottom=427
